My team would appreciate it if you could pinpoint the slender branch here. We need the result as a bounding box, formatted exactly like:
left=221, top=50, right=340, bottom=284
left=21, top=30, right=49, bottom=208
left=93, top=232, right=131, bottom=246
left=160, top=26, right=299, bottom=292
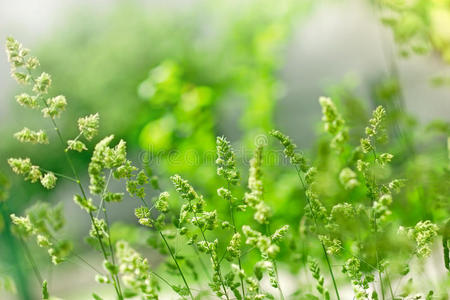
left=160, top=231, right=194, bottom=300
left=187, top=197, right=230, bottom=300
left=37, top=91, right=123, bottom=299
left=96, top=170, right=113, bottom=218
left=18, top=236, right=43, bottom=285
left=138, top=197, right=194, bottom=300
left=226, top=180, right=245, bottom=298
left=38, top=167, right=78, bottom=183
left=265, top=223, right=284, bottom=300
left=102, top=201, right=123, bottom=297
left=369, top=146, right=387, bottom=300
left=193, top=246, right=210, bottom=279
left=295, top=167, right=341, bottom=300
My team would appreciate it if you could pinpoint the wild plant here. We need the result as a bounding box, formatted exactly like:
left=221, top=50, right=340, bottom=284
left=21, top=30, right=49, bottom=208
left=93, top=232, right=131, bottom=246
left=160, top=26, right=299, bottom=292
left=4, top=37, right=447, bottom=300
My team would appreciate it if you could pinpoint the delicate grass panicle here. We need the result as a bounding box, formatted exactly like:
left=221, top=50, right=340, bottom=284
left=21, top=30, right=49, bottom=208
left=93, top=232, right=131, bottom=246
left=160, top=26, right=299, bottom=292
left=4, top=37, right=446, bottom=300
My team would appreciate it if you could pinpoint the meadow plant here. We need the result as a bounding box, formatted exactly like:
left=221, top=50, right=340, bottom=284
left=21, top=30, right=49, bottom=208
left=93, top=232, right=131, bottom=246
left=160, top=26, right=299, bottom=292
left=4, top=37, right=448, bottom=300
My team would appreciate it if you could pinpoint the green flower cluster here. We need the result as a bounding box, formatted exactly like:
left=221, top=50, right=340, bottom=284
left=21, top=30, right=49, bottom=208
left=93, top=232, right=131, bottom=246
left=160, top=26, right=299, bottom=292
left=319, top=96, right=348, bottom=151
left=216, top=136, right=240, bottom=185
left=360, top=105, right=386, bottom=154
left=116, top=241, right=159, bottom=299
left=10, top=203, right=71, bottom=265
left=342, top=258, right=373, bottom=300
left=7, top=158, right=56, bottom=189
left=269, top=129, right=309, bottom=172
left=66, top=113, right=100, bottom=152
left=244, top=146, right=271, bottom=224
left=88, top=135, right=128, bottom=194
left=339, top=167, right=359, bottom=190
left=399, top=220, right=439, bottom=258
left=14, top=127, right=49, bottom=144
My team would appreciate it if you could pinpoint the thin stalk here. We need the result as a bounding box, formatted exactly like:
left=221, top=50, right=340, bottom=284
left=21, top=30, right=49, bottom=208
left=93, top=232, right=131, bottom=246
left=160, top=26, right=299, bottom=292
left=101, top=201, right=124, bottom=298
left=370, top=148, right=385, bottom=300
left=193, top=246, right=210, bottom=279
left=46, top=105, right=123, bottom=299
left=150, top=270, right=175, bottom=289
left=38, top=167, right=78, bottom=183
left=226, top=181, right=245, bottom=298
left=1, top=202, right=32, bottom=300
left=45, top=232, right=104, bottom=275
left=187, top=196, right=230, bottom=300
left=96, top=170, right=113, bottom=218
left=87, top=210, right=123, bottom=298
left=385, top=270, right=395, bottom=300
left=295, top=167, right=341, bottom=300
left=138, top=197, right=194, bottom=300
left=197, top=227, right=230, bottom=300
left=70, top=252, right=104, bottom=275
left=265, top=223, right=285, bottom=300
left=373, top=214, right=385, bottom=300
left=26, top=61, right=123, bottom=299
left=160, top=231, right=194, bottom=300
left=273, top=260, right=285, bottom=300
left=18, top=236, right=43, bottom=285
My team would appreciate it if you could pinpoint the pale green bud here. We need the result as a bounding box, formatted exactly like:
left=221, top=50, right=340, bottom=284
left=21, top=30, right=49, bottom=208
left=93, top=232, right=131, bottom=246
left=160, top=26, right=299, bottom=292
left=15, top=93, right=38, bottom=109
left=10, top=214, right=33, bottom=236
left=271, top=225, right=289, bottom=243
left=66, top=140, right=87, bottom=152
left=171, top=174, right=199, bottom=202
left=40, top=172, right=57, bottom=189
left=103, top=192, right=123, bottom=203
left=319, top=96, right=344, bottom=134
left=8, top=157, right=32, bottom=175
left=356, top=159, right=369, bottom=172
left=254, top=202, right=271, bottom=224
left=90, top=218, right=108, bottom=239
left=400, top=220, right=439, bottom=258
left=388, top=179, right=406, bottom=193
left=378, top=153, right=394, bottom=165
left=37, top=234, right=52, bottom=248
left=12, top=72, right=30, bottom=84
left=73, top=194, right=97, bottom=212
left=78, top=113, right=100, bottom=141
left=216, top=136, right=239, bottom=185
left=227, top=233, right=241, bottom=258
left=33, top=72, right=51, bottom=94
left=6, top=37, right=26, bottom=68
left=360, top=138, right=372, bottom=153
left=25, top=56, right=39, bottom=70
left=339, top=167, right=359, bottom=190
left=156, top=192, right=169, bottom=212
left=14, top=127, right=49, bottom=144
left=135, top=206, right=150, bottom=219
left=42, top=95, right=66, bottom=118
left=26, top=166, right=42, bottom=183
left=95, top=275, right=110, bottom=284
left=318, top=235, right=341, bottom=255
left=270, top=129, right=309, bottom=172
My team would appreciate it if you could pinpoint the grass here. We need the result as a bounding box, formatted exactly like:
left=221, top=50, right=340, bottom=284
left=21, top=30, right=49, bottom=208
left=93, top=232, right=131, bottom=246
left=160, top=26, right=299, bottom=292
left=2, top=37, right=449, bottom=300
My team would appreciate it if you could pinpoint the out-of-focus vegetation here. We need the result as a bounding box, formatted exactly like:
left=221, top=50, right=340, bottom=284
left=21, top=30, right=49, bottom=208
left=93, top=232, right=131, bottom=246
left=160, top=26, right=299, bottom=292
left=0, top=0, right=449, bottom=299
left=377, top=0, right=450, bottom=62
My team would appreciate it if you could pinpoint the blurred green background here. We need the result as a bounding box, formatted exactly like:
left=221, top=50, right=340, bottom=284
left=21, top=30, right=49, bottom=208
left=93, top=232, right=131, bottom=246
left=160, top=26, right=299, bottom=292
left=0, top=0, right=449, bottom=299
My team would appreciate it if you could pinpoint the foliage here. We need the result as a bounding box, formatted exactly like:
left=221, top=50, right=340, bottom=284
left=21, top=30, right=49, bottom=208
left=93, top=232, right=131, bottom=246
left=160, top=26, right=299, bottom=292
left=377, top=0, right=450, bottom=62
left=3, top=37, right=449, bottom=300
